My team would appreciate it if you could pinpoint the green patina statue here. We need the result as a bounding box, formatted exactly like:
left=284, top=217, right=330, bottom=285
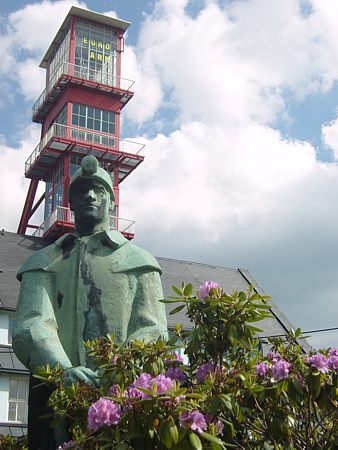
left=13, top=155, right=168, bottom=448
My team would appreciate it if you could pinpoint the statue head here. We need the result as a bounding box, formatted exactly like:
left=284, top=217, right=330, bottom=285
left=68, top=156, right=115, bottom=234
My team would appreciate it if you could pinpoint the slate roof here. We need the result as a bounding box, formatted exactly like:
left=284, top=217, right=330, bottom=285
left=0, top=230, right=310, bottom=366
left=0, top=231, right=49, bottom=310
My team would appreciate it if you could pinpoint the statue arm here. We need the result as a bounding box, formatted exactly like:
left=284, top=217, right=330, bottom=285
left=127, top=270, right=168, bottom=342
left=13, top=270, right=73, bottom=372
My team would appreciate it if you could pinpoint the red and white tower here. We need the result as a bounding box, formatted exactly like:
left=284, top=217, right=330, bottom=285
left=17, top=7, right=143, bottom=240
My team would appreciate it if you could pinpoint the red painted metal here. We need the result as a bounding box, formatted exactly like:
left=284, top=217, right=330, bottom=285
left=63, top=155, right=71, bottom=209
left=30, top=192, right=45, bottom=217
left=33, top=74, right=133, bottom=124
left=69, top=17, right=76, bottom=73
left=17, top=179, right=39, bottom=235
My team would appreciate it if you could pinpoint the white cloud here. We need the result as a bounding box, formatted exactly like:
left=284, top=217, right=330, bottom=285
left=128, top=0, right=338, bottom=128
left=0, top=0, right=86, bottom=98
left=0, top=125, right=42, bottom=232
left=123, top=45, right=164, bottom=125
left=322, top=117, right=338, bottom=159
left=122, top=121, right=316, bottom=232
left=102, top=10, right=118, bottom=19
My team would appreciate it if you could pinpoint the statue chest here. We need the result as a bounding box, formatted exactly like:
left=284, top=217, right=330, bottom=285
left=51, top=239, right=137, bottom=364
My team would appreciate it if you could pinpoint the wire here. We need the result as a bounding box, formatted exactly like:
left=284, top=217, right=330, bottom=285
left=259, top=326, right=338, bottom=340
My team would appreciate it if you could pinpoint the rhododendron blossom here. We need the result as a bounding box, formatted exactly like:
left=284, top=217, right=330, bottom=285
left=271, top=360, right=291, bottom=381
left=87, top=398, right=122, bottom=432
left=198, top=281, right=220, bottom=300
left=307, top=353, right=329, bottom=373
left=179, top=410, right=207, bottom=434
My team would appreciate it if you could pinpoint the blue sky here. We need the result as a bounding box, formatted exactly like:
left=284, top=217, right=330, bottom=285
left=1, top=0, right=338, bottom=349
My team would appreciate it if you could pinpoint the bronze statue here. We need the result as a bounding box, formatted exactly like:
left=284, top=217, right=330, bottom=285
left=13, top=155, right=168, bottom=448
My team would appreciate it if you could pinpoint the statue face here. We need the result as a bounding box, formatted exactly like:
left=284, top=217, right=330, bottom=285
left=70, top=179, right=111, bottom=226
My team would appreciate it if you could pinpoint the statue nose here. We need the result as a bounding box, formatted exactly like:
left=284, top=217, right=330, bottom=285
left=85, top=189, right=96, bottom=201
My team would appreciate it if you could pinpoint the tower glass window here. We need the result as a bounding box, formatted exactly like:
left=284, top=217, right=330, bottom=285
left=48, top=25, right=71, bottom=88
left=72, top=103, right=116, bottom=134
left=74, top=19, right=118, bottom=85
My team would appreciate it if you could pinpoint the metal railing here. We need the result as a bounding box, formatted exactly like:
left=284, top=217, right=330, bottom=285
left=25, top=123, right=145, bottom=175
left=32, top=206, right=135, bottom=238
left=32, top=61, right=135, bottom=117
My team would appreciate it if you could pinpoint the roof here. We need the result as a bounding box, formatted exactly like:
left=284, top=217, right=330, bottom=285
left=40, top=6, right=130, bottom=68
left=0, top=232, right=48, bottom=310
left=0, top=345, right=27, bottom=373
left=0, top=231, right=308, bottom=349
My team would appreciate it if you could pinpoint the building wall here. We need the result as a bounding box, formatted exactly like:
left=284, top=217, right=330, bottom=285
left=0, top=311, right=29, bottom=430
left=0, top=377, right=10, bottom=422
left=0, top=312, right=10, bottom=345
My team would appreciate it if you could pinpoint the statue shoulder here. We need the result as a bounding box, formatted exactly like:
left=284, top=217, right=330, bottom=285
left=16, top=239, right=62, bottom=281
left=117, top=241, right=162, bottom=274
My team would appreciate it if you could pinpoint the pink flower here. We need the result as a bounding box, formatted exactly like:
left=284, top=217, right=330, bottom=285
left=267, top=352, right=282, bottom=363
left=329, top=347, right=338, bottom=357
left=256, top=362, right=269, bottom=378
left=199, top=281, right=220, bottom=300
left=134, top=372, right=152, bottom=390
left=124, top=386, right=143, bottom=400
left=87, top=398, right=122, bottom=432
left=123, top=386, right=143, bottom=411
left=212, top=419, right=224, bottom=436
left=133, top=373, right=174, bottom=398
left=179, top=410, right=207, bottom=434
left=152, top=374, right=175, bottom=394
left=206, top=415, right=224, bottom=435
left=108, top=384, right=121, bottom=397
left=271, top=360, right=291, bottom=381
left=57, top=441, right=77, bottom=449
left=307, top=353, right=329, bottom=373
left=328, top=355, right=338, bottom=370
left=196, top=362, right=216, bottom=383
left=165, top=367, right=187, bottom=382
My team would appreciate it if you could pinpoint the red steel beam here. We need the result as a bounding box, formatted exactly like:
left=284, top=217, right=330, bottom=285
left=17, top=179, right=39, bottom=235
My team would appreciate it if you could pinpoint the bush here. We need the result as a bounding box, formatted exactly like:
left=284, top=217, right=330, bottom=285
left=0, top=434, right=28, bottom=450
left=35, top=282, right=338, bottom=449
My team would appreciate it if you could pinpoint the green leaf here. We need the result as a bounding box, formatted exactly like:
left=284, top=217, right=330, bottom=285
left=160, top=299, right=182, bottom=304
left=148, top=429, right=155, bottom=439
left=183, top=283, right=193, bottom=297
left=189, top=432, right=202, bottom=450
left=159, top=420, right=173, bottom=448
left=295, top=327, right=302, bottom=338
left=211, top=443, right=223, bottom=450
left=169, top=305, right=186, bottom=315
left=201, top=432, right=225, bottom=448
left=172, top=285, right=183, bottom=296
left=168, top=417, right=179, bottom=445
left=136, top=387, right=153, bottom=396
left=223, top=420, right=235, bottom=440
left=271, top=417, right=288, bottom=441
left=152, top=361, right=159, bottom=376
left=173, top=387, right=187, bottom=396
left=308, top=373, right=321, bottom=398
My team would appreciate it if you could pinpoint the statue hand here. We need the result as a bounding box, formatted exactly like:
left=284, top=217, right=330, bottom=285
left=63, top=366, right=99, bottom=386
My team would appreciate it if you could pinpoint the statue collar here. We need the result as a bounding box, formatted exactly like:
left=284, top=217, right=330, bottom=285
left=54, top=229, right=129, bottom=251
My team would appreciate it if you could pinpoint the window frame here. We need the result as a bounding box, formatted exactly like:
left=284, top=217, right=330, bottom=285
left=7, top=377, right=29, bottom=424
left=71, top=103, right=116, bottom=135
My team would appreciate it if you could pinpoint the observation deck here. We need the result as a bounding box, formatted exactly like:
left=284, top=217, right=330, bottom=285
left=25, top=123, right=144, bottom=182
left=32, top=62, right=134, bottom=123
